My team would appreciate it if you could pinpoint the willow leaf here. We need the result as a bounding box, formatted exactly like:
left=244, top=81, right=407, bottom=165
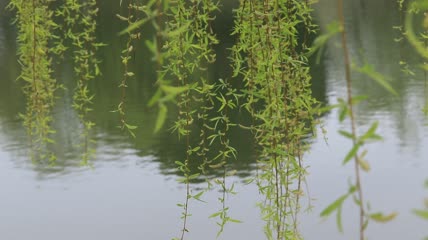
left=321, top=193, right=349, bottom=217
left=369, top=212, right=398, bottom=222
left=161, top=84, right=189, bottom=95
left=154, top=103, right=167, bottom=133
left=119, top=18, right=150, bottom=35
left=336, top=205, right=344, bottom=233
left=413, top=209, right=428, bottom=219
left=358, top=158, right=371, bottom=172
left=338, top=130, right=354, bottom=140
left=356, top=63, right=398, bottom=96
left=343, top=144, right=360, bottom=165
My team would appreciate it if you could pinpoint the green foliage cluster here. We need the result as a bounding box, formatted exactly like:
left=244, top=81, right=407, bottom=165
left=8, top=0, right=59, bottom=164
left=140, top=0, right=238, bottom=238
left=162, top=1, right=215, bottom=238
left=231, top=0, right=317, bottom=239
left=157, top=1, right=244, bottom=238
left=122, top=0, right=321, bottom=238
left=56, top=0, right=101, bottom=165
left=204, top=79, right=241, bottom=237
left=8, top=0, right=101, bottom=165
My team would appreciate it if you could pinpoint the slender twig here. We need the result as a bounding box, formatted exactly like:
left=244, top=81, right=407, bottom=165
left=178, top=2, right=190, bottom=239
left=337, top=1, right=365, bottom=239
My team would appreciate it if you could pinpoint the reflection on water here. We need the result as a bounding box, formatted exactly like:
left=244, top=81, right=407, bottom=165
left=314, top=0, right=428, bottom=150
left=0, top=0, right=427, bottom=239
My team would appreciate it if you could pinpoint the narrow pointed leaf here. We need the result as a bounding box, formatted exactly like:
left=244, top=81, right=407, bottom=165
left=413, top=209, right=428, bottom=219
left=358, top=158, right=371, bottom=172
left=369, top=212, right=398, bottom=222
left=321, top=193, right=349, bottom=217
left=338, top=130, right=355, bottom=140
left=336, top=205, right=344, bottom=233
left=343, top=144, right=360, bottom=164
left=154, top=104, right=167, bottom=133
left=119, top=18, right=150, bottom=35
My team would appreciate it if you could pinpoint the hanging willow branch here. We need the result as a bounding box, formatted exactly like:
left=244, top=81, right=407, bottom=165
left=8, top=0, right=59, bottom=164
left=336, top=0, right=366, bottom=238
left=155, top=0, right=219, bottom=239
left=115, top=0, right=141, bottom=137
left=56, top=0, right=101, bottom=165
left=232, top=0, right=317, bottom=239
left=320, top=1, right=398, bottom=237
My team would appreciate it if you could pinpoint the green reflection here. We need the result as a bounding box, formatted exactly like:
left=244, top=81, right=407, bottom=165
left=0, top=0, right=426, bottom=178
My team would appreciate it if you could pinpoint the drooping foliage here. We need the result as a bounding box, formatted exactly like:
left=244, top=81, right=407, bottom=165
left=231, top=0, right=317, bottom=238
left=115, top=0, right=141, bottom=137
left=56, top=0, right=101, bottom=165
left=8, top=0, right=59, bottom=164
left=10, top=0, right=428, bottom=240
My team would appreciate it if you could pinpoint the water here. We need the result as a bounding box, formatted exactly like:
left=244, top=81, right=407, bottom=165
left=0, top=0, right=427, bottom=239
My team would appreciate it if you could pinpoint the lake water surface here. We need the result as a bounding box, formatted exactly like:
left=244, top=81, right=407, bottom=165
left=0, top=0, right=427, bottom=239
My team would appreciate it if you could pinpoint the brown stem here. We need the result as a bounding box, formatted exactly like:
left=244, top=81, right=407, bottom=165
left=337, top=1, right=365, bottom=239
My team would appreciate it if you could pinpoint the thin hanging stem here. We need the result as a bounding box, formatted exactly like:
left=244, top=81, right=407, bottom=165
left=337, top=0, right=365, bottom=239
left=177, top=3, right=190, bottom=239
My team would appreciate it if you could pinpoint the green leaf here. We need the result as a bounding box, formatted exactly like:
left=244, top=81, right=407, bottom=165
left=352, top=195, right=362, bottom=207
left=190, top=146, right=200, bottom=152
left=307, top=21, right=340, bottom=59
left=226, top=170, right=238, bottom=176
left=413, top=209, right=428, bottom=219
left=160, top=84, right=190, bottom=96
left=154, top=103, right=167, bottom=133
left=177, top=177, right=187, bottom=183
left=188, top=173, right=200, bottom=180
left=148, top=88, right=162, bottom=107
left=405, top=1, right=428, bottom=60
left=209, top=212, right=222, bottom=218
left=209, top=161, right=226, bottom=169
left=338, top=130, right=355, bottom=140
left=336, top=205, right=343, bottom=233
left=116, top=14, right=128, bottom=21
left=339, top=105, right=348, bottom=122
left=348, top=185, right=357, bottom=194
left=351, top=95, right=368, bottom=104
left=343, top=144, right=360, bottom=164
left=192, top=191, right=206, bottom=202
left=358, top=158, right=371, bottom=172
left=119, top=18, right=150, bottom=35
left=369, top=212, right=398, bottom=222
left=125, top=123, right=137, bottom=130
left=356, top=63, right=398, bottom=96
left=163, top=22, right=191, bottom=38
left=360, top=121, right=379, bottom=141
left=321, top=193, right=349, bottom=217
left=175, top=161, right=185, bottom=167
left=228, top=218, right=243, bottom=223
left=362, top=218, right=369, bottom=231
left=145, top=39, right=157, bottom=54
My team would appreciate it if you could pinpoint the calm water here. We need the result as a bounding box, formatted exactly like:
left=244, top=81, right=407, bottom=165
left=1, top=0, right=427, bottom=239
